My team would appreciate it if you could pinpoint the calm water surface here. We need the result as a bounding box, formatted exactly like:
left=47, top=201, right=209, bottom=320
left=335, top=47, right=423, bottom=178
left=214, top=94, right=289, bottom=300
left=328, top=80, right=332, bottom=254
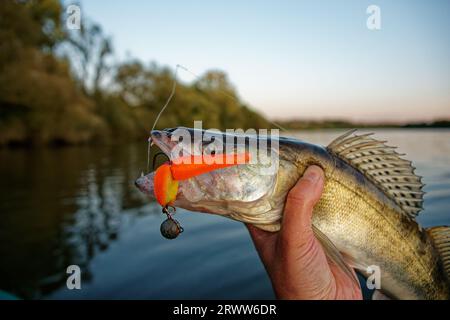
left=0, top=129, right=449, bottom=299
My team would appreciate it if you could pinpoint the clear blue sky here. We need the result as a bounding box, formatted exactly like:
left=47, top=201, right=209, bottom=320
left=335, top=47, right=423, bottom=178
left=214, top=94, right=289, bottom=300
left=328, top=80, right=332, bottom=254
left=74, top=0, right=450, bottom=122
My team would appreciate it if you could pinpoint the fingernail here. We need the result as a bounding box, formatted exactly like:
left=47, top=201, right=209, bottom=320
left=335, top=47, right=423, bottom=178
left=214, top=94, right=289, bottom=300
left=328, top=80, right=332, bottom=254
left=303, top=166, right=322, bottom=184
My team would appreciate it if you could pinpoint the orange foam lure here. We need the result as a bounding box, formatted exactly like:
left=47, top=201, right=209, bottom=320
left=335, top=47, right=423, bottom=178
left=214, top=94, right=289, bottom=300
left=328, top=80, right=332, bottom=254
left=153, top=152, right=251, bottom=207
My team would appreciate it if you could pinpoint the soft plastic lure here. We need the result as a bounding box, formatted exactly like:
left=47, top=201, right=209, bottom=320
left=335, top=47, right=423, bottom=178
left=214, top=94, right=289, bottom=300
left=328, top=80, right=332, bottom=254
left=153, top=152, right=251, bottom=208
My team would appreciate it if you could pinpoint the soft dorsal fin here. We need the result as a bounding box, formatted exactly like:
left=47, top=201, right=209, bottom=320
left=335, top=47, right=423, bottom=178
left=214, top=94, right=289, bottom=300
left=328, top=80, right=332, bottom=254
left=327, top=129, right=424, bottom=218
left=427, top=226, right=450, bottom=280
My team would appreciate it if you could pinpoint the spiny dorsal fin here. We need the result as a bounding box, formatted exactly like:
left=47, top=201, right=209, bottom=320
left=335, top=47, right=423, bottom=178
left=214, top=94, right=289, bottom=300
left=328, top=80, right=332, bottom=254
left=427, top=226, right=450, bottom=280
left=327, top=130, right=424, bottom=219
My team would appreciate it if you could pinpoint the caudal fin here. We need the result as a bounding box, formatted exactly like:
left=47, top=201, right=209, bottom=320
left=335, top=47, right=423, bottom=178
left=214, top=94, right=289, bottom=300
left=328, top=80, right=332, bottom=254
left=427, top=226, right=450, bottom=281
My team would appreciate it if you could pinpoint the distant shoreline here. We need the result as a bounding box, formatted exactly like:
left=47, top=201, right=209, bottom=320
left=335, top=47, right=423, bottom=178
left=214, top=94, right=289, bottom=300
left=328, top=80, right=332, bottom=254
left=275, top=119, right=450, bottom=130
left=1, top=124, right=450, bottom=149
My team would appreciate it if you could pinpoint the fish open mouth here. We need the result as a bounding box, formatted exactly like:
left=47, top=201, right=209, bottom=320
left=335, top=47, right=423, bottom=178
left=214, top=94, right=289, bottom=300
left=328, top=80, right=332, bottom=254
left=149, top=130, right=177, bottom=161
left=135, top=129, right=180, bottom=197
left=134, top=129, right=199, bottom=202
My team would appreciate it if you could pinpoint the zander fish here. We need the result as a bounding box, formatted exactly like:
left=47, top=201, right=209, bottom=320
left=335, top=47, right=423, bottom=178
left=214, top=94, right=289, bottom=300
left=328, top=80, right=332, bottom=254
left=135, top=127, right=450, bottom=299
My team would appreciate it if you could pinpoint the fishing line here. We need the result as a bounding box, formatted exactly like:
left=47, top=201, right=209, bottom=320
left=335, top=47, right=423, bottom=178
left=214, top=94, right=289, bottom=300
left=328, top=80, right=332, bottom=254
left=147, top=65, right=181, bottom=172
left=146, top=63, right=286, bottom=172
left=151, top=65, right=181, bottom=133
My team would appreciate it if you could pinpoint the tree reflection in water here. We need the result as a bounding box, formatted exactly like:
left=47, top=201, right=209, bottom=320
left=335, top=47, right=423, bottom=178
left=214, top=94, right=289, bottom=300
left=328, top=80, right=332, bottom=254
left=0, top=143, right=151, bottom=298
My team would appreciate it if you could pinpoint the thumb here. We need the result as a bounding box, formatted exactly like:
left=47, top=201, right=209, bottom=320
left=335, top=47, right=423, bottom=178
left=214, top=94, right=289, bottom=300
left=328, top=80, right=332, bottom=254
left=280, top=165, right=324, bottom=244
left=275, top=165, right=336, bottom=299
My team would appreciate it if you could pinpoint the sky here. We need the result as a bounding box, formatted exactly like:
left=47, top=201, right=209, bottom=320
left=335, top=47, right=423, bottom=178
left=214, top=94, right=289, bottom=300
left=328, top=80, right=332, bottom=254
left=73, top=0, right=450, bottom=122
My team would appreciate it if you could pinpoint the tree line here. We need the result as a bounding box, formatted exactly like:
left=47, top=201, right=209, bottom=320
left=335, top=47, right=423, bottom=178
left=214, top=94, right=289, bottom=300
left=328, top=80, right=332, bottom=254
left=0, top=0, right=271, bottom=146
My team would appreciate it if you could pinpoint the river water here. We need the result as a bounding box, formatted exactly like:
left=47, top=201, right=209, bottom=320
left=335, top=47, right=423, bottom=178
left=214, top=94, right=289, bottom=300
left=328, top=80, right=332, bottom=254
left=0, top=129, right=449, bottom=299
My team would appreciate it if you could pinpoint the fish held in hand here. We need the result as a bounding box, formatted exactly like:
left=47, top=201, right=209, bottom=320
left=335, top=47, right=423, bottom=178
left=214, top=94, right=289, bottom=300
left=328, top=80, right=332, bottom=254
left=135, top=127, right=450, bottom=300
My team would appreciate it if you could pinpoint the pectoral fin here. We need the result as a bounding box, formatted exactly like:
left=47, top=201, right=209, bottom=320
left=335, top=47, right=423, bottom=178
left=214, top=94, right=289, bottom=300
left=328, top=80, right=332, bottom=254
left=312, top=225, right=359, bottom=285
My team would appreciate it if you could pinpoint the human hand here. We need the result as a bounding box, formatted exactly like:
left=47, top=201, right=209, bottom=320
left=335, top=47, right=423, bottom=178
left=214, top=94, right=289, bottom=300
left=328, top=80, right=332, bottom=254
left=246, top=165, right=362, bottom=300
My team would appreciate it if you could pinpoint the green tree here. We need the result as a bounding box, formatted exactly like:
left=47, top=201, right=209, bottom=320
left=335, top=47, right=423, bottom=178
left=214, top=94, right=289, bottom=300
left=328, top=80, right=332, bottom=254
left=0, top=0, right=107, bottom=145
left=63, top=18, right=113, bottom=97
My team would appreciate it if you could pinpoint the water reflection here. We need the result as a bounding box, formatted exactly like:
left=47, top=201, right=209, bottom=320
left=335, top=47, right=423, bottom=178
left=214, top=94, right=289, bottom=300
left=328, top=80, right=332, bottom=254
left=0, top=144, right=148, bottom=298
left=0, top=129, right=449, bottom=299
